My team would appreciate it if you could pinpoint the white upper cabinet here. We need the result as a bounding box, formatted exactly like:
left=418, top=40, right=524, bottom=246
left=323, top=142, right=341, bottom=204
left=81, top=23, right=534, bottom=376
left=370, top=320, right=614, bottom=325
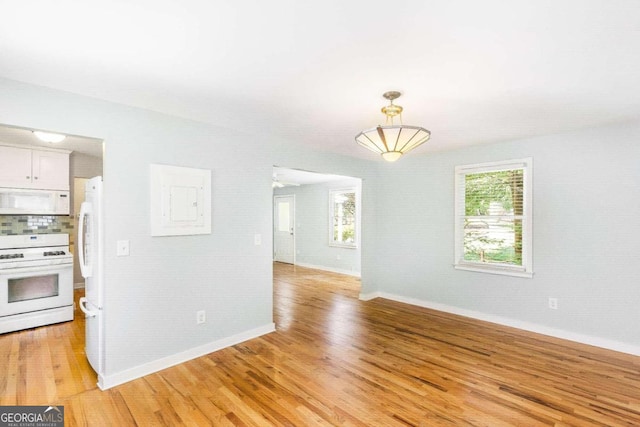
left=31, top=149, right=70, bottom=190
left=0, top=145, right=70, bottom=190
left=0, top=145, right=32, bottom=188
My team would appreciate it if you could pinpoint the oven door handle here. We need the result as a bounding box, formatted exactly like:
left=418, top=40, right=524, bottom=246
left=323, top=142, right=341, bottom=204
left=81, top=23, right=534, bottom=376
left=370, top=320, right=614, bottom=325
left=78, top=201, right=93, bottom=278
left=79, top=297, right=98, bottom=318
left=2, top=264, right=71, bottom=274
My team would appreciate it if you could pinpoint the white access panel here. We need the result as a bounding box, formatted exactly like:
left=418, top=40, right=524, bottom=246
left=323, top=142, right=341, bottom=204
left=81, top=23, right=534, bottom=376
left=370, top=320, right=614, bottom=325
left=150, top=164, right=211, bottom=236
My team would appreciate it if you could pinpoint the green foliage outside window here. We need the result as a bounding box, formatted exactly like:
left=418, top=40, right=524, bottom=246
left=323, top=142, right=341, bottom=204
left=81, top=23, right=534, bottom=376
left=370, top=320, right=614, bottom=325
left=464, top=169, right=523, bottom=265
left=332, top=191, right=356, bottom=245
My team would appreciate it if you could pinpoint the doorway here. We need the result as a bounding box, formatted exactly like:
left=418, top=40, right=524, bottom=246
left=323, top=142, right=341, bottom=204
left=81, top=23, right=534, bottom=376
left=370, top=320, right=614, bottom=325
left=271, top=166, right=362, bottom=277
left=0, top=125, right=103, bottom=286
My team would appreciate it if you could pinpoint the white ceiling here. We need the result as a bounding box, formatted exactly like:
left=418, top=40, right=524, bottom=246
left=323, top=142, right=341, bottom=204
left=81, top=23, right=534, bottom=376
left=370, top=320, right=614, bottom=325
left=1, top=0, right=638, bottom=161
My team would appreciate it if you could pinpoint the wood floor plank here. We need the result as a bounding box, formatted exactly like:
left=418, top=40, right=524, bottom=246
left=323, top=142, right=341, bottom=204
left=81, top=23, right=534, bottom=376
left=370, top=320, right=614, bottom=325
left=2, top=262, right=640, bottom=425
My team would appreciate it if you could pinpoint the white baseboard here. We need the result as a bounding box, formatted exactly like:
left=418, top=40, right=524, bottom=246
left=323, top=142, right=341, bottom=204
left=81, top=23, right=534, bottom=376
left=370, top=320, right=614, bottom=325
left=360, top=291, right=640, bottom=357
left=359, top=291, right=382, bottom=301
left=98, top=323, right=276, bottom=390
left=295, top=262, right=361, bottom=278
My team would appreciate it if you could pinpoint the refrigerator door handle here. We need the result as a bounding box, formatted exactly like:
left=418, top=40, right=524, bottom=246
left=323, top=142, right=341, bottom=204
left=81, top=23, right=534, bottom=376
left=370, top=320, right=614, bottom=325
left=79, top=297, right=98, bottom=318
left=78, top=201, right=93, bottom=278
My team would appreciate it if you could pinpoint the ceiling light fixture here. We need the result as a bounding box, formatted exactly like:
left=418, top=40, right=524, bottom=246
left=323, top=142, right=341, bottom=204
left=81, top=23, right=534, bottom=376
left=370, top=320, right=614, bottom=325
left=355, top=91, right=430, bottom=162
left=272, top=174, right=300, bottom=189
left=33, top=131, right=66, bottom=143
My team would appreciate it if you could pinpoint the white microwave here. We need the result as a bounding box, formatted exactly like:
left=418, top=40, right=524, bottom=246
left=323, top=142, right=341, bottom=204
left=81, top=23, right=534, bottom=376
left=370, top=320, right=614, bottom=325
left=0, top=188, right=70, bottom=215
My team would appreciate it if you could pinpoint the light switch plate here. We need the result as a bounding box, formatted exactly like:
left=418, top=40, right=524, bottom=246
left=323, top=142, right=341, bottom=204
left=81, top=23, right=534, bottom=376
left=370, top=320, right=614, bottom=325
left=117, top=240, right=130, bottom=256
left=254, top=234, right=262, bottom=246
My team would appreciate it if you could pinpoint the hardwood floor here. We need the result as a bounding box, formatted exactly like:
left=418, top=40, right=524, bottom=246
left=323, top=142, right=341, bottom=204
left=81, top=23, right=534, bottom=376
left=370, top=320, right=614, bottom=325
left=2, top=263, right=640, bottom=426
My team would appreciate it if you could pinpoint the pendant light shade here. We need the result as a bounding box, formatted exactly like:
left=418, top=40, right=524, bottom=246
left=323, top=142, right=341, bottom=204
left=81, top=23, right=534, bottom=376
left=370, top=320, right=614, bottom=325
left=355, top=91, right=430, bottom=162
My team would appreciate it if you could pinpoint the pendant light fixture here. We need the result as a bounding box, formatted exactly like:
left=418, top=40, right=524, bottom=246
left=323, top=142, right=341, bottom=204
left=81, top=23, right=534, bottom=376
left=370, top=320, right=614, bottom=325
left=355, top=91, right=430, bottom=162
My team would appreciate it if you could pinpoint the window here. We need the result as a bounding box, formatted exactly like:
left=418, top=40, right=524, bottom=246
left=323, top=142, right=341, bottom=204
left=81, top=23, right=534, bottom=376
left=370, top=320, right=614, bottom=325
left=454, top=158, right=533, bottom=277
left=330, top=188, right=357, bottom=247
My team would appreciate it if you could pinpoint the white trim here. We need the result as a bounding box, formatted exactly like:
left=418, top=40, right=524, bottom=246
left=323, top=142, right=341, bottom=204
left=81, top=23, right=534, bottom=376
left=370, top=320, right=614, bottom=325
left=454, top=264, right=534, bottom=278
left=295, top=262, right=360, bottom=277
left=455, top=159, right=528, bottom=174
left=328, top=242, right=358, bottom=249
left=362, top=292, right=640, bottom=357
left=359, top=291, right=382, bottom=301
left=0, top=141, right=72, bottom=154
left=98, top=323, right=275, bottom=390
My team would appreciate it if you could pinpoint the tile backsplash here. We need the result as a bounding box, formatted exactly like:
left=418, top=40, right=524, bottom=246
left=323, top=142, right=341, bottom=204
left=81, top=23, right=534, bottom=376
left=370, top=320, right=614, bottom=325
left=0, top=215, right=74, bottom=237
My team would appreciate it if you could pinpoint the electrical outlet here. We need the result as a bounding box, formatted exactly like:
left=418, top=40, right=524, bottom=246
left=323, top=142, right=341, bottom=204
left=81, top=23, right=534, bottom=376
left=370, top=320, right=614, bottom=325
left=116, top=240, right=130, bottom=256
left=196, top=310, right=206, bottom=324
left=548, top=298, right=558, bottom=310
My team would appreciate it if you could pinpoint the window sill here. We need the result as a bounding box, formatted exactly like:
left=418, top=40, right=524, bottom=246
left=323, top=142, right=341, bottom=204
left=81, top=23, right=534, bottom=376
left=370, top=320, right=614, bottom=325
left=329, top=243, right=358, bottom=249
left=454, top=263, right=533, bottom=279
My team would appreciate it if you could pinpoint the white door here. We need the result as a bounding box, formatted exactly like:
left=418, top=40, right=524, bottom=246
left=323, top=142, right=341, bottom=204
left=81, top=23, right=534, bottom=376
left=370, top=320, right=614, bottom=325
left=274, top=195, right=295, bottom=264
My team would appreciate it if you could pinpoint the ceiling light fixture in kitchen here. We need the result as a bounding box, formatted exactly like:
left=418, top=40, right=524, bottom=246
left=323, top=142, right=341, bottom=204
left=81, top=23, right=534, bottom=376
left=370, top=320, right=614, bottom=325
left=355, top=91, right=430, bottom=162
left=33, top=131, right=66, bottom=143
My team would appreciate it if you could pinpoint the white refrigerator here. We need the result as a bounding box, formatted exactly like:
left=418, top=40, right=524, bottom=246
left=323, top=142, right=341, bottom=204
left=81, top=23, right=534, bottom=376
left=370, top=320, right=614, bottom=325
left=78, top=176, right=104, bottom=380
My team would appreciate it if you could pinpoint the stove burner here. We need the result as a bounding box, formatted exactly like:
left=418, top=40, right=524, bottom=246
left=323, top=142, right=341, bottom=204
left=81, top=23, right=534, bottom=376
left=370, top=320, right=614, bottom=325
left=0, top=253, right=24, bottom=260
left=43, top=251, right=66, bottom=256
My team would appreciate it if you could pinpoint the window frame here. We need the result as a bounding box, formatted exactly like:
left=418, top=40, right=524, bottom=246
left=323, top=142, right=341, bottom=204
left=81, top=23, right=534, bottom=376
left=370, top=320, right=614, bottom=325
left=454, top=157, right=533, bottom=278
left=329, top=187, right=358, bottom=248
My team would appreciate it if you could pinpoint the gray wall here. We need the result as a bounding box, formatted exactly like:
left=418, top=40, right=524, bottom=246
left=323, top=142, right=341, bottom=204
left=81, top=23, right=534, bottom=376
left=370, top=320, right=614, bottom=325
left=369, top=121, right=640, bottom=350
left=274, top=178, right=361, bottom=275
left=71, top=152, right=103, bottom=179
